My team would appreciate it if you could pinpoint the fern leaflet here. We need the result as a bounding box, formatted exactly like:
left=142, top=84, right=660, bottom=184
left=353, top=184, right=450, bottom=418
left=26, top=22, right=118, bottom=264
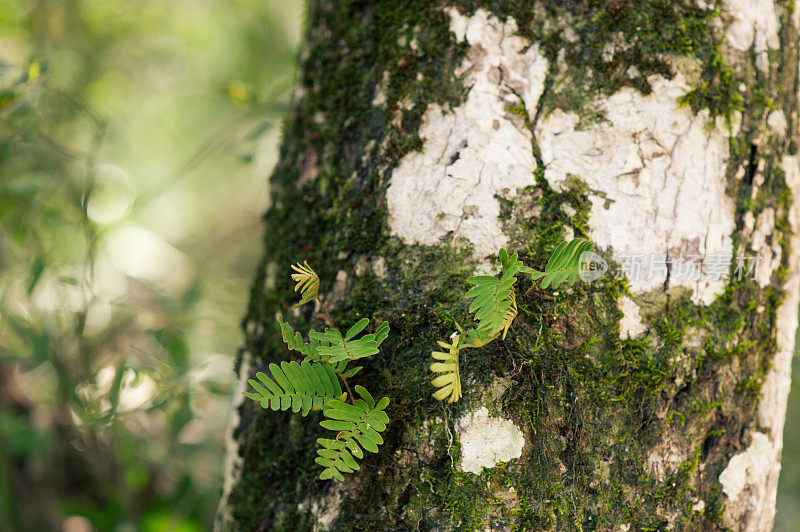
left=315, top=385, right=390, bottom=480
left=529, top=238, right=593, bottom=289
left=278, top=315, right=325, bottom=359
left=244, top=360, right=344, bottom=416
left=430, top=333, right=462, bottom=403
left=290, top=260, right=320, bottom=308
left=499, top=288, right=517, bottom=340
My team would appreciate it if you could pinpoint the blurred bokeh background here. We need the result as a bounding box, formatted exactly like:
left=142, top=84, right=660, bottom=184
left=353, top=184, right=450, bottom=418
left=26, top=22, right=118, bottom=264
left=0, top=1, right=799, bottom=531
left=0, top=0, right=299, bottom=529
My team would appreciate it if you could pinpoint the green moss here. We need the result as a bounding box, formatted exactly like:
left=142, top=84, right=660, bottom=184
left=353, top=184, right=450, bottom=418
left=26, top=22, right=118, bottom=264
left=677, top=50, right=744, bottom=122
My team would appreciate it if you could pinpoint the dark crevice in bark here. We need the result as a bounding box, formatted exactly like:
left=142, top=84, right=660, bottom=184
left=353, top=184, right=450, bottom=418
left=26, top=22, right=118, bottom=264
left=744, top=143, right=759, bottom=187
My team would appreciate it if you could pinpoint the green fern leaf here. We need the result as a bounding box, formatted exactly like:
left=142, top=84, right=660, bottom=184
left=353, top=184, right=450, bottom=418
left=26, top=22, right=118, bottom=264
left=529, top=238, right=593, bottom=289
left=280, top=316, right=388, bottom=376
left=430, top=334, right=462, bottom=403
left=500, top=247, right=532, bottom=275
left=278, top=315, right=350, bottom=371
left=345, top=317, right=369, bottom=339
left=464, top=248, right=523, bottom=341
left=309, top=319, right=386, bottom=364
left=316, top=386, right=390, bottom=480
left=428, top=241, right=594, bottom=405
left=290, top=260, right=320, bottom=308
left=243, top=360, right=343, bottom=416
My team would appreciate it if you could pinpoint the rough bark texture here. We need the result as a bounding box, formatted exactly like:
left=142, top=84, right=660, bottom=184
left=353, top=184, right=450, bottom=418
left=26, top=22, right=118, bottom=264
left=217, top=1, right=800, bottom=530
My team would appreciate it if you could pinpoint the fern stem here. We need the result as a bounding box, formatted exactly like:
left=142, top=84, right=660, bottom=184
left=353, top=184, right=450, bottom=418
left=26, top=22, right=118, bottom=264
left=316, top=298, right=335, bottom=327
left=523, top=283, right=554, bottom=299
left=338, top=374, right=354, bottom=402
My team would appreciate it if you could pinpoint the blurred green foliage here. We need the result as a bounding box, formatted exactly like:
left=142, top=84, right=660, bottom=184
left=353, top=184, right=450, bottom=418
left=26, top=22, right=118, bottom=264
left=0, top=0, right=299, bottom=529
left=777, top=352, right=800, bottom=531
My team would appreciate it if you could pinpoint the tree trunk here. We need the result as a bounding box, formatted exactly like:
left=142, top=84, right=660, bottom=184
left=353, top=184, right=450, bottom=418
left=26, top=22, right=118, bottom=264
left=217, top=2, right=800, bottom=530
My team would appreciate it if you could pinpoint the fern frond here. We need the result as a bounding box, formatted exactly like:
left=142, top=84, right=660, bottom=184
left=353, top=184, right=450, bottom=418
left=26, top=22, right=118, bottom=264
left=529, top=238, right=593, bottom=289
left=315, top=385, right=390, bottom=480
left=309, top=318, right=386, bottom=364
left=430, top=334, right=462, bottom=403
left=243, top=360, right=344, bottom=416
left=290, top=260, right=320, bottom=308
left=464, top=249, right=523, bottom=341
left=280, top=316, right=388, bottom=377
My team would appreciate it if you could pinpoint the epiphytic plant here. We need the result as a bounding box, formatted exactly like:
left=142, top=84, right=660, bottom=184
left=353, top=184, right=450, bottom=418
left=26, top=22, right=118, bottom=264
left=244, top=261, right=390, bottom=480
left=431, top=238, right=594, bottom=403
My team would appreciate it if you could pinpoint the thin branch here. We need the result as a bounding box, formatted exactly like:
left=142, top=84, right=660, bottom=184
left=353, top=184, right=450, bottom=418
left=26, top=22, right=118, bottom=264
left=316, top=298, right=335, bottom=327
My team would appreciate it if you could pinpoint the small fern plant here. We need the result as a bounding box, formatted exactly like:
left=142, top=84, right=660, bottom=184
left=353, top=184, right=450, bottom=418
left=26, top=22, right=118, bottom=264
left=431, top=238, right=594, bottom=403
left=244, top=261, right=391, bottom=481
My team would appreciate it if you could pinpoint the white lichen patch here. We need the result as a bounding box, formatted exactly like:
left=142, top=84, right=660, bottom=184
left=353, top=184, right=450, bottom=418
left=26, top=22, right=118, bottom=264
left=692, top=499, right=706, bottom=513
left=372, top=257, right=387, bottom=278
left=456, top=406, right=525, bottom=474
left=618, top=296, right=646, bottom=339
left=323, top=270, right=348, bottom=310
left=536, top=73, right=736, bottom=305
left=372, top=70, right=391, bottom=108
left=767, top=109, right=788, bottom=137
left=719, top=432, right=775, bottom=505
left=645, top=438, right=689, bottom=482
left=312, top=488, right=342, bottom=531
left=264, top=262, right=278, bottom=290
left=354, top=256, right=387, bottom=279
left=386, top=9, right=547, bottom=258
left=722, top=0, right=780, bottom=71
left=749, top=207, right=781, bottom=287
left=760, top=158, right=800, bottom=437
left=720, top=155, right=800, bottom=530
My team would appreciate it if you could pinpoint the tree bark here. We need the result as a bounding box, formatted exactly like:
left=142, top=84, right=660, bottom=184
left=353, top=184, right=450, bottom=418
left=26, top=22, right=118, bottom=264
left=217, top=1, right=800, bottom=530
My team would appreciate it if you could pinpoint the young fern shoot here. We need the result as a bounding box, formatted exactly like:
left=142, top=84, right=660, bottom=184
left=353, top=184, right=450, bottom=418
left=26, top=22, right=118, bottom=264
left=290, top=260, right=320, bottom=308
left=430, top=238, right=594, bottom=403
left=430, top=331, right=463, bottom=403
left=245, top=260, right=391, bottom=481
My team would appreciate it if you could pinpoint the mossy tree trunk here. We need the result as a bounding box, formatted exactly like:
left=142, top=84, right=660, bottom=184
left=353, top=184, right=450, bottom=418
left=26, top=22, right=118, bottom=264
left=217, top=1, right=800, bottom=530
